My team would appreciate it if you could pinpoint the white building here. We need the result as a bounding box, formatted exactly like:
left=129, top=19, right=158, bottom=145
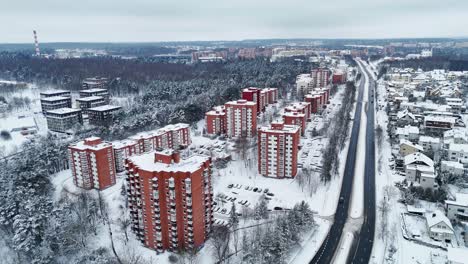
left=445, top=193, right=468, bottom=222
left=441, top=161, right=465, bottom=177
left=444, top=128, right=468, bottom=146
left=425, top=210, right=454, bottom=243
left=404, top=152, right=436, bottom=189
left=396, top=125, right=420, bottom=142
left=448, top=143, right=468, bottom=165
left=418, top=136, right=441, bottom=153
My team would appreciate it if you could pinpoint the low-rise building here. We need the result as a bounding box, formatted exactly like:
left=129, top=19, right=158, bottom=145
left=441, top=161, right=465, bottom=177
left=46, top=108, right=83, bottom=132
left=399, top=139, right=423, bottom=157
left=40, top=96, right=72, bottom=114
left=68, top=137, right=116, bottom=190
left=444, top=128, right=468, bottom=146
left=79, top=88, right=110, bottom=103
left=448, top=143, right=468, bottom=165
left=425, top=210, right=454, bottom=243
left=396, top=125, right=420, bottom=142
left=87, top=105, right=121, bottom=126
left=424, top=115, right=456, bottom=131
left=418, top=136, right=441, bottom=153
left=76, top=96, right=106, bottom=114
left=445, top=193, right=468, bottom=222
left=40, top=90, right=71, bottom=98
left=125, top=150, right=213, bottom=252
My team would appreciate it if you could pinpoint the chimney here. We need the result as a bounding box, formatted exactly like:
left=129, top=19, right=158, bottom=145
left=172, top=151, right=181, bottom=164
left=432, top=213, right=436, bottom=218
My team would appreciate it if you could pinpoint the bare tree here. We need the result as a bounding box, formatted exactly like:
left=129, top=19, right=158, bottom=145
left=210, top=225, right=231, bottom=262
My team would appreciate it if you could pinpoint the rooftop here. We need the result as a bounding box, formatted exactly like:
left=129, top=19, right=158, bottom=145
left=40, top=96, right=70, bottom=102
left=88, top=105, right=121, bottom=112
left=46, top=108, right=82, bottom=115
left=76, top=96, right=105, bottom=102
left=425, top=210, right=453, bottom=231
left=446, top=193, right=468, bottom=207
left=40, top=90, right=69, bottom=95
left=80, top=88, right=108, bottom=93
left=128, top=151, right=209, bottom=173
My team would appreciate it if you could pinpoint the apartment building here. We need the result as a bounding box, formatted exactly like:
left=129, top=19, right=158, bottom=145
left=40, top=96, right=72, bottom=114
left=241, top=87, right=278, bottom=113
left=311, top=67, right=331, bottom=87
left=46, top=108, right=83, bottom=132
left=79, top=88, right=110, bottom=104
left=87, top=105, right=122, bottom=126
left=129, top=123, right=191, bottom=153
left=125, top=150, right=213, bottom=252
left=82, top=77, right=108, bottom=90
left=112, top=139, right=141, bottom=172
left=40, top=90, right=71, bottom=99
left=205, top=105, right=226, bottom=135
left=68, top=137, right=116, bottom=190
left=283, top=111, right=306, bottom=135
left=258, top=122, right=300, bottom=178
left=225, top=99, right=257, bottom=138
left=284, top=102, right=311, bottom=121
left=76, top=96, right=106, bottom=114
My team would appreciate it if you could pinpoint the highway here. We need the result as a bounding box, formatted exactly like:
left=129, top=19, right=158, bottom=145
left=348, top=60, right=376, bottom=263
left=309, top=60, right=366, bottom=264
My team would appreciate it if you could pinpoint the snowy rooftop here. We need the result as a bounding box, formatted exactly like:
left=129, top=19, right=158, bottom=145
left=259, top=123, right=300, bottom=134
left=47, top=108, right=81, bottom=115
left=112, top=139, right=138, bottom=149
left=206, top=105, right=225, bottom=115
left=69, top=137, right=111, bottom=150
left=40, top=96, right=70, bottom=102
left=449, top=143, right=468, bottom=153
left=80, top=88, right=108, bottom=93
left=446, top=193, right=468, bottom=207
left=396, top=125, right=419, bottom=135
left=425, top=210, right=453, bottom=230
left=444, top=128, right=468, bottom=140
left=128, top=151, right=209, bottom=173
left=40, top=89, right=69, bottom=95
left=76, top=96, right=104, bottom=102
left=225, top=99, right=256, bottom=106
left=88, top=105, right=121, bottom=112
left=418, top=136, right=440, bottom=143
left=404, top=152, right=434, bottom=167
left=399, top=139, right=423, bottom=151
left=424, top=115, right=456, bottom=124
left=447, top=247, right=468, bottom=264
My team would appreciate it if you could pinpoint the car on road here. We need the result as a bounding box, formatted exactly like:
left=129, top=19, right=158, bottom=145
left=339, top=196, right=344, bottom=204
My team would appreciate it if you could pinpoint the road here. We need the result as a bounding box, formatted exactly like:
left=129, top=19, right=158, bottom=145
left=348, top=60, right=376, bottom=263
left=309, top=60, right=366, bottom=264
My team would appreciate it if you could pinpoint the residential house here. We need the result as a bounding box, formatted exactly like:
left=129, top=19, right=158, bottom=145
left=425, top=210, right=454, bottom=243
left=445, top=193, right=468, bottom=222
left=399, top=139, right=423, bottom=157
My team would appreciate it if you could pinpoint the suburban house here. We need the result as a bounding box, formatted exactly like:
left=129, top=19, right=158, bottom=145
left=441, top=161, right=465, bottom=177
left=425, top=210, right=454, bottom=243
left=418, top=136, right=441, bottom=153
left=399, top=139, right=423, bottom=157
left=396, top=109, right=418, bottom=126
left=445, top=193, right=468, bottom=222
left=404, top=152, right=436, bottom=189
left=396, top=125, right=420, bottom=142
left=448, top=143, right=468, bottom=165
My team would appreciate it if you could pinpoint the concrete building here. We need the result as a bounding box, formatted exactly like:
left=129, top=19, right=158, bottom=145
left=68, top=137, right=116, bottom=190
left=441, top=161, right=465, bottom=177
left=129, top=123, right=191, bottom=153
left=284, top=102, right=312, bottom=121
left=82, top=77, right=108, bottom=90
left=40, top=90, right=71, bottom=99
left=332, top=70, right=347, bottom=84
left=205, top=105, right=226, bottom=135
left=424, top=115, right=456, bottom=131
left=444, top=128, right=468, bottom=146
left=258, top=122, right=300, bottom=178
left=76, top=96, right=106, bottom=114
left=46, top=108, right=83, bottom=132
left=311, top=67, right=331, bottom=88
left=80, top=88, right=110, bottom=104
left=87, top=105, right=121, bottom=126
left=445, top=193, right=468, bottom=222
left=225, top=99, right=257, bottom=138
left=283, top=111, right=306, bottom=136
left=40, top=96, right=72, bottom=114
left=418, top=136, right=441, bottom=153
left=304, top=93, right=322, bottom=114
left=125, top=150, right=213, bottom=252
left=112, top=139, right=141, bottom=172
left=425, top=210, right=454, bottom=243
left=448, top=143, right=468, bottom=165
left=404, top=152, right=436, bottom=189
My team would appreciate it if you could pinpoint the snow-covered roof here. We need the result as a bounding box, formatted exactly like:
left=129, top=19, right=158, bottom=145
left=76, top=95, right=104, bottom=102
left=447, top=247, right=468, bottom=264
left=399, top=139, right=423, bottom=151
left=80, top=88, right=108, bottom=93
left=418, top=136, right=440, bottom=144
left=40, top=89, right=69, bottom=95
left=406, top=164, right=434, bottom=174
left=46, top=108, right=82, bottom=115
left=424, top=115, right=456, bottom=124
left=88, top=105, right=121, bottom=112
left=425, top=210, right=453, bottom=231
left=225, top=99, right=256, bottom=106
left=396, top=125, right=419, bottom=135
left=112, top=139, right=138, bottom=149
left=206, top=105, right=225, bottom=116
left=404, top=152, right=434, bottom=167
left=441, top=160, right=464, bottom=169
left=449, top=143, right=468, bottom=153
left=446, top=193, right=468, bottom=207
left=444, top=128, right=468, bottom=141
left=40, top=96, right=70, bottom=102
left=397, top=109, right=416, bottom=120
left=69, top=137, right=111, bottom=151
left=259, top=122, right=300, bottom=134
left=128, top=151, right=209, bottom=173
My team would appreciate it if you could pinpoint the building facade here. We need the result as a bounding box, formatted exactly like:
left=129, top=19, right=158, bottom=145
left=225, top=99, right=257, bottom=138
left=125, top=150, right=213, bottom=252
left=311, top=67, right=331, bottom=87
left=112, top=139, right=141, bottom=172
left=40, top=96, right=72, bottom=114
left=40, top=90, right=71, bottom=98
left=205, top=105, right=226, bottom=135
left=46, top=108, right=83, bottom=132
left=129, top=123, right=191, bottom=153
left=79, top=88, right=110, bottom=104
left=68, top=137, right=116, bottom=190
left=258, top=122, right=300, bottom=178
left=87, top=105, right=122, bottom=126
left=76, top=96, right=106, bottom=114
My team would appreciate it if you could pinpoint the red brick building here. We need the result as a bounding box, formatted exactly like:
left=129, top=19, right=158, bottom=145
left=284, top=102, right=311, bottom=121
left=112, top=139, right=141, bottom=172
left=241, top=87, right=278, bottom=113
left=225, top=99, right=257, bottom=138
left=258, top=122, right=300, bottom=178
left=305, top=94, right=322, bottom=114
left=125, top=150, right=213, bottom=252
left=332, top=70, right=347, bottom=84
left=283, top=112, right=307, bottom=135
left=205, top=105, right=226, bottom=135
left=129, top=123, right=191, bottom=152
left=68, top=137, right=116, bottom=190
left=311, top=67, right=331, bottom=87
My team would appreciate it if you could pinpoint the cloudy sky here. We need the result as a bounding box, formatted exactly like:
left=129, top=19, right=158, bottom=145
left=1, top=0, right=467, bottom=43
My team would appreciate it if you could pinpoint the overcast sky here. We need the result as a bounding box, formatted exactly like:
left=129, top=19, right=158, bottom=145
left=1, top=0, right=467, bottom=43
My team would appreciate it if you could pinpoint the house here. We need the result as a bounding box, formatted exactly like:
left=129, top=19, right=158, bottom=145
left=404, top=152, right=436, bottom=189
left=424, top=115, right=456, bottom=131
left=448, top=143, right=468, bottom=165
left=445, top=193, right=468, bottom=222
left=425, top=210, right=454, bottom=243
left=396, top=125, right=420, bottom=142
left=399, top=139, right=423, bottom=157
left=447, top=247, right=468, bottom=264
left=418, top=136, right=441, bottom=153
left=441, top=161, right=465, bottom=177
left=396, top=109, right=418, bottom=126
left=444, top=128, right=468, bottom=147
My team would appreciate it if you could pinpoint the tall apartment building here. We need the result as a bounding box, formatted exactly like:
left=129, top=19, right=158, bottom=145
left=112, top=139, right=141, bottom=172
left=205, top=105, right=226, bottom=135
left=241, top=87, right=278, bottom=113
left=225, top=99, right=257, bottom=138
left=305, top=94, right=322, bottom=114
left=46, top=108, right=83, bottom=132
left=258, top=122, right=300, bottom=178
left=40, top=90, right=71, bottom=99
left=283, top=112, right=306, bottom=135
left=68, top=137, right=116, bottom=190
left=125, top=150, right=213, bottom=252
left=87, top=105, right=122, bottom=126
left=311, top=67, right=331, bottom=87
left=284, top=102, right=311, bottom=121
left=76, top=96, right=106, bottom=114
left=129, top=123, right=191, bottom=153
left=40, top=96, right=72, bottom=114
